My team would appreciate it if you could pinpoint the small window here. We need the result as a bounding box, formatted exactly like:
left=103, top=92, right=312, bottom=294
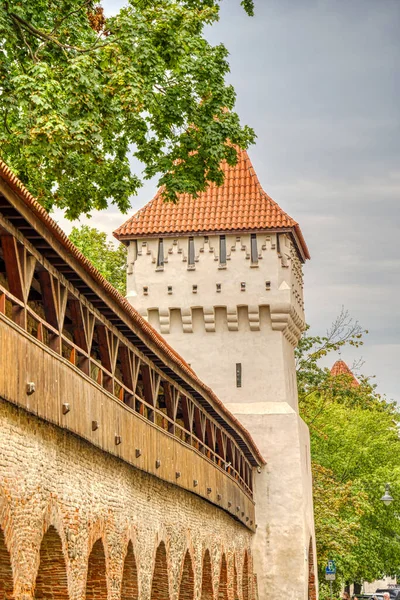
left=157, top=238, right=164, bottom=268
left=250, top=233, right=258, bottom=264
left=219, top=235, right=227, bottom=265
left=236, top=363, right=242, bottom=388
left=188, top=237, right=195, bottom=266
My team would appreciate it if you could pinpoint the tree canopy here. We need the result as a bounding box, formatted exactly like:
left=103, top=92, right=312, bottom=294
left=69, top=224, right=127, bottom=294
left=297, top=311, right=400, bottom=597
left=0, top=0, right=255, bottom=219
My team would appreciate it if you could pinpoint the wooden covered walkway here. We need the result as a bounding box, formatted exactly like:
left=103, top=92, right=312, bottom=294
left=0, top=161, right=264, bottom=600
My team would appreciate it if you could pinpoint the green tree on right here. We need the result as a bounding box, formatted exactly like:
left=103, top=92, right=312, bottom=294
left=297, top=309, right=400, bottom=598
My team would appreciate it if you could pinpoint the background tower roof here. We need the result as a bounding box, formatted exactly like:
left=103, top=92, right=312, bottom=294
left=114, top=149, right=310, bottom=261
left=330, top=360, right=360, bottom=387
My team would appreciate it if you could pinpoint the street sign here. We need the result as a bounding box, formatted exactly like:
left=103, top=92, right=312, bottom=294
left=325, top=561, right=336, bottom=581
left=326, top=560, right=336, bottom=574
left=325, top=562, right=337, bottom=600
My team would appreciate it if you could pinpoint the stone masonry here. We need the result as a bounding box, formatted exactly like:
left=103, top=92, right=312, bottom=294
left=0, top=399, right=253, bottom=600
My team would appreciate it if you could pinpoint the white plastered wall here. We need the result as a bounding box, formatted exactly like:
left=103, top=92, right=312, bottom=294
left=124, top=231, right=318, bottom=600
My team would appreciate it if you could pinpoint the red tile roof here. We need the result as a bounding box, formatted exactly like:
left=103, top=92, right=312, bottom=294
left=330, top=360, right=359, bottom=387
left=114, top=149, right=310, bottom=260
left=0, top=158, right=264, bottom=466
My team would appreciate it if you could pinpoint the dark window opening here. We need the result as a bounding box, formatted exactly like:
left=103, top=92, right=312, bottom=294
left=236, top=363, right=242, bottom=388
left=188, top=237, right=195, bottom=266
left=250, top=233, right=258, bottom=264
left=219, top=235, right=226, bottom=265
left=276, top=234, right=281, bottom=254
left=157, top=238, right=164, bottom=268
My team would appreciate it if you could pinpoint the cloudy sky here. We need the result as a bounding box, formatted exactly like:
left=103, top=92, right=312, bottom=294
left=55, top=0, right=400, bottom=402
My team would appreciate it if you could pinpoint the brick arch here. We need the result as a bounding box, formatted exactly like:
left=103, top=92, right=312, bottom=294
left=179, top=549, right=194, bottom=600
left=34, top=525, right=69, bottom=599
left=86, top=538, right=108, bottom=600
left=0, top=527, right=13, bottom=599
left=201, top=549, right=213, bottom=600
left=233, top=559, right=239, bottom=600
left=308, top=539, right=316, bottom=600
left=151, top=541, right=169, bottom=600
left=218, top=555, right=228, bottom=600
left=242, top=552, right=249, bottom=600
left=121, top=540, right=138, bottom=600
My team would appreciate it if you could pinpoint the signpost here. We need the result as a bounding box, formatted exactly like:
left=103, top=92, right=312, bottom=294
left=325, top=561, right=336, bottom=599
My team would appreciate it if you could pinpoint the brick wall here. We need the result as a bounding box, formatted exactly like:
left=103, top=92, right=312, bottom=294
left=201, top=550, right=213, bottom=600
left=35, top=526, right=69, bottom=599
left=308, top=540, right=317, bottom=600
left=218, top=556, right=228, bottom=600
left=0, top=529, right=13, bottom=599
left=0, top=399, right=254, bottom=600
left=121, top=541, right=138, bottom=600
left=86, top=539, right=108, bottom=599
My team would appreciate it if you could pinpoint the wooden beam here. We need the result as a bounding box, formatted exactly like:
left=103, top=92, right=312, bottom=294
left=119, top=345, right=134, bottom=390
left=163, top=381, right=176, bottom=434
left=193, top=406, right=205, bottom=442
left=38, top=271, right=58, bottom=328
left=181, top=396, right=193, bottom=434
left=69, top=299, right=88, bottom=352
left=1, top=235, right=24, bottom=300
left=140, top=364, right=154, bottom=406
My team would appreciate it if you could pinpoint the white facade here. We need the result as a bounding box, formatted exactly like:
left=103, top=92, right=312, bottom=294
left=124, top=229, right=317, bottom=600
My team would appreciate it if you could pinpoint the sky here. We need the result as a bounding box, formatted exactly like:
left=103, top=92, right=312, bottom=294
left=55, top=0, right=400, bottom=402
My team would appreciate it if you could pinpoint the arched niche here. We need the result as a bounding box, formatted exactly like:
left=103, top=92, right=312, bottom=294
left=233, top=560, right=239, bottom=600
left=242, top=553, right=249, bottom=600
left=34, top=525, right=69, bottom=599
left=178, top=550, right=194, bottom=600
left=86, top=538, right=108, bottom=600
left=121, top=541, right=138, bottom=600
left=0, top=528, right=13, bottom=599
left=201, top=549, right=213, bottom=600
left=218, top=555, right=227, bottom=600
left=151, top=541, right=169, bottom=600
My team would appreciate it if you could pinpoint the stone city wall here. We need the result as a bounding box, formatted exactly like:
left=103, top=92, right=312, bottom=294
left=0, top=399, right=254, bottom=600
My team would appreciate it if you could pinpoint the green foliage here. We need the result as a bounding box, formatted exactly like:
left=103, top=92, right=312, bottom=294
left=297, top=310, right=400, bottom=591
left=69, top=225, right=126, bottom=295
left=0, top=0, right=255, bottom=219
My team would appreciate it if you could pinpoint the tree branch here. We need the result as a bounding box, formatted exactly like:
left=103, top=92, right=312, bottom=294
left=50, top=0, right=92, bottom=35
left=9, top=12, right=113, bottom=54
left=13, top=14, right=35, bottom=61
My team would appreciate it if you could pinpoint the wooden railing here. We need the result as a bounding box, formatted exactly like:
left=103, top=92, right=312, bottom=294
left=0, top=232, right=254, bottom=499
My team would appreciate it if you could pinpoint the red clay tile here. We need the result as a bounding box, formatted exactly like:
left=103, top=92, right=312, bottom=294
left=114, top=149, right=310, bottom=260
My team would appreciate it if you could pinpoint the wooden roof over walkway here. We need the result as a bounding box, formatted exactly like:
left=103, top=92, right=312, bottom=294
left=0, top=159, right=264, bottom=468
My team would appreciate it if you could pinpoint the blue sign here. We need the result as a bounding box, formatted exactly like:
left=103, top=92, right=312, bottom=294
left=326, top=561, right=336, bottom=575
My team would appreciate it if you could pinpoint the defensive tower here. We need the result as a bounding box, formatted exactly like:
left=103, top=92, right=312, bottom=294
left=115, top=149, right=318, bottom=600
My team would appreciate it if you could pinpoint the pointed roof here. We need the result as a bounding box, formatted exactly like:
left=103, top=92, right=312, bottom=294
left=114, top=149, right=310, bottom=261
left=330, top=360, right=359, bottom=387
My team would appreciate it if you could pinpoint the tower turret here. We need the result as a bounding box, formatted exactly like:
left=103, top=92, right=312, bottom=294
left=115, top=149, right=309, bottom=410
left=115, top=148, right=318, bottom=600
